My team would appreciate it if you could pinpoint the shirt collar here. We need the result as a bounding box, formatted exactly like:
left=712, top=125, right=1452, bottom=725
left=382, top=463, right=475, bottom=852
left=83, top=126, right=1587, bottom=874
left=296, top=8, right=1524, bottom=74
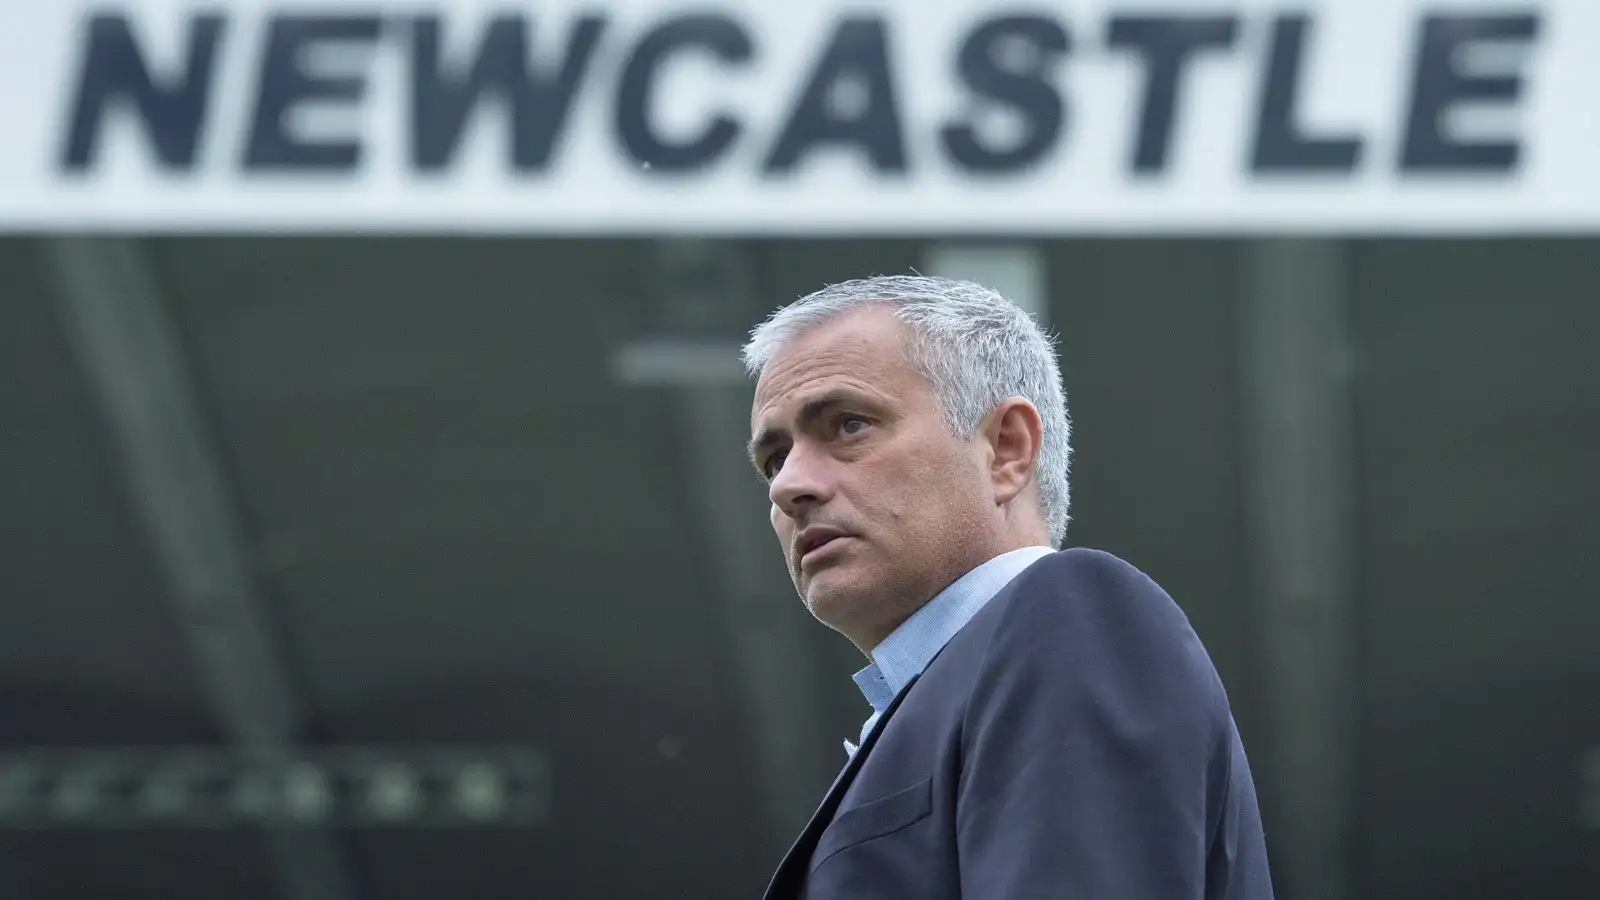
left=851, top=546, right=1055, bottom=713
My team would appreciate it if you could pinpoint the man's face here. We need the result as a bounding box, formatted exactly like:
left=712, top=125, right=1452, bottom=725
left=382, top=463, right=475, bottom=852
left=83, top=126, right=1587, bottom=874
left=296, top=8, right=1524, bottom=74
left=749, top=306, right=995, bottom=650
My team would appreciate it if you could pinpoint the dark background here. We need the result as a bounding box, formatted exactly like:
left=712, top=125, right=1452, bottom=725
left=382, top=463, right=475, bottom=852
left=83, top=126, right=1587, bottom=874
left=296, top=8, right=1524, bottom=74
left=0, top=236, right=1595, bottom=899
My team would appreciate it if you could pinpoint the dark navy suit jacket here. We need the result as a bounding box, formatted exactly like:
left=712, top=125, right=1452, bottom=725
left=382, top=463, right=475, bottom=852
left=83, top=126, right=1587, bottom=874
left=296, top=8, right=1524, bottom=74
left=763, top=548, right=1275, bottom=899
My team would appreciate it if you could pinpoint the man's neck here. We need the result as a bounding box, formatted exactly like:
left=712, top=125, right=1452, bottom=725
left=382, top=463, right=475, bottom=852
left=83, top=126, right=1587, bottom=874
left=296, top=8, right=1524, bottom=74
left=851, top=539, right=1049, bottom=656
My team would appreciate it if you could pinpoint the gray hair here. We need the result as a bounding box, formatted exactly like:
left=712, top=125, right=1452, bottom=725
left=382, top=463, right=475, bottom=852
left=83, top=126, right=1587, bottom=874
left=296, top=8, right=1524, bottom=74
left=741, top=274, right=1072, bottom=547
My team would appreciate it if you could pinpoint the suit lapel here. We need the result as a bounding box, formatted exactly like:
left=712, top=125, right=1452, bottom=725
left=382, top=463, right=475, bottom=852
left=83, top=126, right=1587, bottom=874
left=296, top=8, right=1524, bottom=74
left=762, top=673, right=921, bottom=899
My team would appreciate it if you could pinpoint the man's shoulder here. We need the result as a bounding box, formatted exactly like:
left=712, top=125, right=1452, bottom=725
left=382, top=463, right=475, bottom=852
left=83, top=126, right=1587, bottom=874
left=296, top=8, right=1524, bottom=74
left=969, top=546, right=1224, bottom=698
left=1014, top=546, right=1156, bottom=585
left=988, top=546, right=1181, bottom=627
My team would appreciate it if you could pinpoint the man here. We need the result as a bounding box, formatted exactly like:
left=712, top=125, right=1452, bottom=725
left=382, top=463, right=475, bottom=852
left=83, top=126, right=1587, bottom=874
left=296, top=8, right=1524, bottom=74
left=743, top=275, right=1274, bottom=898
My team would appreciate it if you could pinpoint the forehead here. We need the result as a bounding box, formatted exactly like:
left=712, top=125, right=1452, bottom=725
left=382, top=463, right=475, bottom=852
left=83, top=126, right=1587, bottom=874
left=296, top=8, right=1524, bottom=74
left=750, top=307, right=921, bottom=427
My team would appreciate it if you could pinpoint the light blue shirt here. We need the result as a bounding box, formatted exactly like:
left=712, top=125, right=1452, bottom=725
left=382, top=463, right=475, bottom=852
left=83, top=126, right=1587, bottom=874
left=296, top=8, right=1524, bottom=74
left=844, top=545, right=1056, bottom=757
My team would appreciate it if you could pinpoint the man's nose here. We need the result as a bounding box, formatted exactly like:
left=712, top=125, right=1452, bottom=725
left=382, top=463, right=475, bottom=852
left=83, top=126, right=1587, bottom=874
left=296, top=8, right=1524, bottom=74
left=769, top=445, right=831, bottom=517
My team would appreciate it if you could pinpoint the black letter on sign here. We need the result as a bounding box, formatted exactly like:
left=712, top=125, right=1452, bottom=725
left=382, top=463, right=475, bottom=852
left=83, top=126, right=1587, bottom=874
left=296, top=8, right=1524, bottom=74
left=60, top=12, right=225, bottom=172
left=1251, top=15, right=1362, bottom=173
left=1401, top=14, right=1540, bottom=172
left=244, top=16, right=382, bottom=171
left=616, top=15, right=751, bottom=173
left=411, top=14, right=605, bottom=172
left=1107, top=16, right=1238, bottom=175
left=764, top=17, right=905, bottom=175
left=942, top=16, right=1070, bottom=174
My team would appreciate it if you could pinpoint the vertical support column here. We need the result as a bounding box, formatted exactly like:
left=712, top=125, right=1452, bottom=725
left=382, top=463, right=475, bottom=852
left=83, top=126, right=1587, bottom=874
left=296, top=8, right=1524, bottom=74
left=45, top=237, right=358, bottom=900
left=611, top=240, right=835, bottom=856
left=1238, top=239, right=1356, bottom=900
left=1582, top=745, right=1600, bottom=830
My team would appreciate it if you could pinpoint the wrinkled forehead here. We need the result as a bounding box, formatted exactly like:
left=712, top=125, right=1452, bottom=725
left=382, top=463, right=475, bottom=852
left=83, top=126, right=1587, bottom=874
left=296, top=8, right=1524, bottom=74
left=750, top=312, right=914, bottom=422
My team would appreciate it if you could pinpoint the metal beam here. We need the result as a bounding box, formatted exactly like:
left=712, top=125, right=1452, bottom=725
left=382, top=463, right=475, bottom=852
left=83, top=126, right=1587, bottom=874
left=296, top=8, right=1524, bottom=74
left=1238, top=239, right=1356, bottom=900
left=45, top=237, right=358, bottom=900
left=611, top=240, right=835, bottom=856
left=611, top=336, right=748, bottom=386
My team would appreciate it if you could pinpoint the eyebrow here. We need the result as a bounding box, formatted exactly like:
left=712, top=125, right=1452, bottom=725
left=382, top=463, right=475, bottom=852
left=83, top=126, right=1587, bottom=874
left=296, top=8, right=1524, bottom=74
left=747, top=391, right=861, bottom=472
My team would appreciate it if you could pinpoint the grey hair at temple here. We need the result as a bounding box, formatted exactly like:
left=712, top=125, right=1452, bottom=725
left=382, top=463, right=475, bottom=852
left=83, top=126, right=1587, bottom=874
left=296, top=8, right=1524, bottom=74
left=741, top=275, right=1073, bottom=547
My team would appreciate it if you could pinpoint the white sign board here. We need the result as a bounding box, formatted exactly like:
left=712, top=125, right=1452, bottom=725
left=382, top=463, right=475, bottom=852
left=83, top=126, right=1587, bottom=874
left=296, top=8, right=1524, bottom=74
left=0, top=0, right=1597, bottom=234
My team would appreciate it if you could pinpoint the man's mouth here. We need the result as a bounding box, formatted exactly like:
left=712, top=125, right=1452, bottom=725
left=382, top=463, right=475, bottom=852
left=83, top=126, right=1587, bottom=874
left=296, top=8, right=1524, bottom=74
left=796, top=527, right=850, bottom=563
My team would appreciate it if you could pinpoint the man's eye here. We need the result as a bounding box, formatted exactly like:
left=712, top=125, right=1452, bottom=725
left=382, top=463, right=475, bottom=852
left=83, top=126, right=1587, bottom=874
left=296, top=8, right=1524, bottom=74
left=839, top=416, right=869, bottom=435
left=763, top=452, right=787, bottom=478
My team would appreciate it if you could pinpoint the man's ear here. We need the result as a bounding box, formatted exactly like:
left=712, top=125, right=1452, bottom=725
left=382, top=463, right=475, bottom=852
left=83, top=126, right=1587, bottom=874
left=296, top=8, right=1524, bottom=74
left=981, top=397, right=1043, bottom=505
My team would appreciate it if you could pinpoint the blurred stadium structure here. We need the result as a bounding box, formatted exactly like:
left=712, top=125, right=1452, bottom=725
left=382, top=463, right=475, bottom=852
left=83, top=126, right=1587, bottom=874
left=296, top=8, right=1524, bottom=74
left=0, top=0, right=1596, bottom=898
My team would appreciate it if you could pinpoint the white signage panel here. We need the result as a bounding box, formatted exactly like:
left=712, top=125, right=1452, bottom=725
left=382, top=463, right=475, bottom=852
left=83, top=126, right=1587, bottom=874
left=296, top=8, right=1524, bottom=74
left=0, top=0, right=1596, bottom=233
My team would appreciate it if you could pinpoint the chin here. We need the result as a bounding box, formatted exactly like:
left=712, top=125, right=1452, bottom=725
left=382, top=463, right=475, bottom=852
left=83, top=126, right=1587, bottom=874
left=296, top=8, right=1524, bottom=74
left=801, top=569, right=876, bottom=628
left=800, top=570, right=864, bottom=611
